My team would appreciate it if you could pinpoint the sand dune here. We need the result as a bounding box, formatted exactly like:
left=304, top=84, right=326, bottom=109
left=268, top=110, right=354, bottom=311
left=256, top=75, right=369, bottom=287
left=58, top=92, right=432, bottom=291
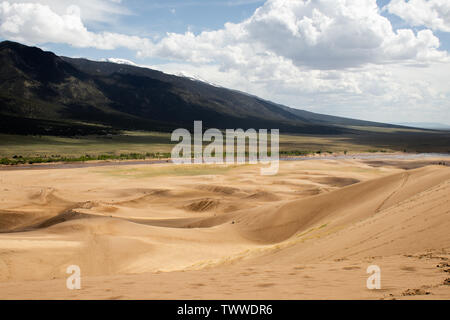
left=0, top=158, right=449, bottom=299
left=236, top=166, right=450, bottom=243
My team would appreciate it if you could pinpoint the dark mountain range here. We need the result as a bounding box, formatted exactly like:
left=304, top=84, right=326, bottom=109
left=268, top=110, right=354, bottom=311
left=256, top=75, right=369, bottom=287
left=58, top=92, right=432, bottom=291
left=0, top=40, right=402, bottom=136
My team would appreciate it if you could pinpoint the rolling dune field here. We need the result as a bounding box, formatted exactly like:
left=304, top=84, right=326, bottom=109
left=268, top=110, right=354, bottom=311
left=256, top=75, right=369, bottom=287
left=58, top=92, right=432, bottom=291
left=0, top=157, right=449, bottom=299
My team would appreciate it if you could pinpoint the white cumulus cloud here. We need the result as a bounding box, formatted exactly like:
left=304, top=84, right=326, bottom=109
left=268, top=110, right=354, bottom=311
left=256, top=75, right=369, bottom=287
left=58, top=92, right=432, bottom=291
left=0, top=1, right=151, bottom=51
left=0, top=0, right=447, bottom=68
left=386, top=0, right=450, bottom=32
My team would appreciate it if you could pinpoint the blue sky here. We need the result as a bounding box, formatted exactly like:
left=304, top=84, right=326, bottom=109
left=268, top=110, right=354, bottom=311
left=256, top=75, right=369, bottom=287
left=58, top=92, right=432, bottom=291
left=0, top=0, right=449, bottom=125
left=33, top=0, right=450, bottom=64
left=32, top=0, right=450, bottom=63
left=41, top=0, right=266, bottom=63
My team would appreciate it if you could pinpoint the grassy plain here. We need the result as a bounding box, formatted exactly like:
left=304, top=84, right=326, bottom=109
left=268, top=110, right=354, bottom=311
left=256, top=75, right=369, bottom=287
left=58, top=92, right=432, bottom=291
left=0, top=127, right=449, bottom=165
